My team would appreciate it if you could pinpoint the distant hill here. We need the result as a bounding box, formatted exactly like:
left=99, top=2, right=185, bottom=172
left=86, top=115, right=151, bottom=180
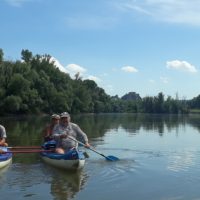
left=121, top=92, right=141, bottom=101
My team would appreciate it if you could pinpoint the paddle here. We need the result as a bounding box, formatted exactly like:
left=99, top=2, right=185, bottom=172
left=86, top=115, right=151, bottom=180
left=0, top=149, right=53, bottom=154
left=68, top=136, right=119, bottom=161
left=8, top=142, right=56, bottom=150
left=8, top=146, right=42, bottom=149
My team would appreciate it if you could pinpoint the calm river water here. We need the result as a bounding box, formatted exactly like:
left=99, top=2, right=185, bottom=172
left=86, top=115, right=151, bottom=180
left=1, top=113, right=200, bottom=200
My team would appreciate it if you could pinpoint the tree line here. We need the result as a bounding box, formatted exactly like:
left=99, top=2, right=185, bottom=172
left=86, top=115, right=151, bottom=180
left=0, top=48, right=199, bottom=115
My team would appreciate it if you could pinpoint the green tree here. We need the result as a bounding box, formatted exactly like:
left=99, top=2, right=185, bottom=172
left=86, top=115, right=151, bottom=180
left=7, top=73, right=30, bottom=96
left=142, top=96, right=154, bottom=113
left=0, top=48, right=3, bottom=63
left=0, top=61, right=13, bottom=90
left=154, top=92, right=164, bottom=113
left=51, top=92, right=70, bottom=113
left=21, top=49, right=33, bottom=63
left=3, top=95, right=22, bottom=113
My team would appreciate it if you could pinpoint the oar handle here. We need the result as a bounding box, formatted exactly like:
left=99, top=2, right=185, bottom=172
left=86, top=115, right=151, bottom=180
left=68, top=136, right=86, bottom=146
left=68, top=136, right=106, bottom=157
left=68, top=136, right=119, bottom=161
left=14, top=150, right=53, bottom=153
left=8, top=146, right=42, bottom=149
left=0, top=149, right=53, bottom=154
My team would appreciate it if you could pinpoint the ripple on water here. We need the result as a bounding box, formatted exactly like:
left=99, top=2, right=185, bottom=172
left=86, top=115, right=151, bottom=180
left=6, top=163, right=53, bottom=188
left=87, top=150, right=138, bottom=184
left=167, top=150, right=200, bottom=173
left=98, top=161, right=137, bottom=184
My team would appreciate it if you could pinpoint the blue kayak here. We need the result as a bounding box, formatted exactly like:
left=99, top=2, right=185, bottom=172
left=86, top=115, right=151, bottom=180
left=40, top=141, right=85, bottom=170
left=0, top=147, right=12, bottom=169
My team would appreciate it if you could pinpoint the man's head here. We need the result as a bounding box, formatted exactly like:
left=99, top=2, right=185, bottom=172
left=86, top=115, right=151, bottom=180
left=60, top=112, right=70, bottom=126
left=51, top=114, right=60, bottom=124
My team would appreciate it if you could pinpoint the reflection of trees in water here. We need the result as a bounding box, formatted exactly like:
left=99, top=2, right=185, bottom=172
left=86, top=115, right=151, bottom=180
left=48, top=168, right=88, bottom=200
left=12, top=153, right=40, bottom=164
left=73, top=113, right=142, bottom=138
left=129, top=114, right=188, bottom=136
left=1, top=116, right=49, bottom=146
left=137, top=114, right=199, bottom=136
left=74, top=113, right=199, bottom=137
left=1, top=114, right=200, bottom=146
left=6, top=164, right=54, bottom=191
left=118, top=114, right=189, bottom=136
left=5, top=163, right=88, bottom=200
left=0, top=165, right=10, bottom=185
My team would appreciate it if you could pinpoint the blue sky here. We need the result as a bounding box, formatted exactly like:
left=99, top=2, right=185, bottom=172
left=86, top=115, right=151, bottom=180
left=1, top=0, right=200, bottom=99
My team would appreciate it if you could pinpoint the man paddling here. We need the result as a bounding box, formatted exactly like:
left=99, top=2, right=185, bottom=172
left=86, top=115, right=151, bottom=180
left=0, top=124, right=8, bottom=147
left=52, top=112, right=90, bottom=154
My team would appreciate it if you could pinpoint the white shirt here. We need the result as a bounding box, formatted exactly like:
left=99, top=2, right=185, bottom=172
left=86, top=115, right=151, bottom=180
left=0, top=125, right=7, bottom=139
left=52, top=122, right=88, bottom=150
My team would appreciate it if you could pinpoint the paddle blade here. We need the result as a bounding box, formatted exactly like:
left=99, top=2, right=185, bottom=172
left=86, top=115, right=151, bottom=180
left=83, top=151, right=90, bottom=158
left=105, top=155, right=119, bottom=161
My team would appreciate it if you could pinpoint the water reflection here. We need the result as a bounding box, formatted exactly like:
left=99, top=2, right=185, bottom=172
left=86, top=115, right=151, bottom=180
left=42, top=166, right=88, bottom=200
left=73, top=113, right=200, bottom=138
left=4, top=162, right=88, bottom=200
left=1, top=114, right=200, bottom=146
left=0, top=115, right=46, bottom=146
left=1, top=114, right=200, bottom=200
left=0, top=165, right=10, bottom=185
left=167, top=150, right=196, bottom=172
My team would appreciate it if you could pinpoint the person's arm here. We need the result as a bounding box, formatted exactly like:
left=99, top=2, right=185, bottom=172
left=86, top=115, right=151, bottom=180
left=72, top=124, right=90, bottom=147
left=43, top=125, right=50, bottom=137
left=0, top=138, right=6, bottom=145
left=52, top=125, right=67, bottom=139
left=52, top=125, right=60, bottom=139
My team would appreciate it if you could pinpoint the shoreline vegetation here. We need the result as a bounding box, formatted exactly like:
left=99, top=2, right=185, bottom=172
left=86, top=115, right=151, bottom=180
left=0, top=48, right=200, bottom=116
left=189, top=109, right=200, bottom=114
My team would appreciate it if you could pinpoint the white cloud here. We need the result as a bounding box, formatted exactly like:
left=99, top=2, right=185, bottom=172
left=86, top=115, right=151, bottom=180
left=66, top=63, right=102, bottom=85
left=121, top=66, right=138, bottom=73
left=50, top=57, right=69, bottom=74
left=66, top=64, right=87, bottom=76
left=166, top=60, right=197, bottom=73
left=120, top=0, right=200, bottom=26
left=41, top=57, right=104, bottom=86
left=87, top=75, right=102, bottom=83
left=37, top=56, right=68, bottom=74
left=4, top=0, right=32, bottom=7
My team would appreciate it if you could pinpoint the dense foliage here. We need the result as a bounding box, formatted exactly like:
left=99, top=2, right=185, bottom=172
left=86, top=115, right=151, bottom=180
left=0, top=48, right=197, bottom=115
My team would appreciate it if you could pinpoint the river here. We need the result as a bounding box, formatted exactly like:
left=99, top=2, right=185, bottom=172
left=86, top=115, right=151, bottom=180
left=1, top=113, right=200, bottom=200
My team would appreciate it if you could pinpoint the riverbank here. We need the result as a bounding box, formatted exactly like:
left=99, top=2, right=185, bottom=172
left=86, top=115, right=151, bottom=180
left=189, top=109, right=200, bottom=114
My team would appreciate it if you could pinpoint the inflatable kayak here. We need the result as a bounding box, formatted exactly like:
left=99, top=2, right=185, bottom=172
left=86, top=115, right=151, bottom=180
left=0, top=147, right=12, bottom=169
left=40, top=141, right=85, bottom=170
